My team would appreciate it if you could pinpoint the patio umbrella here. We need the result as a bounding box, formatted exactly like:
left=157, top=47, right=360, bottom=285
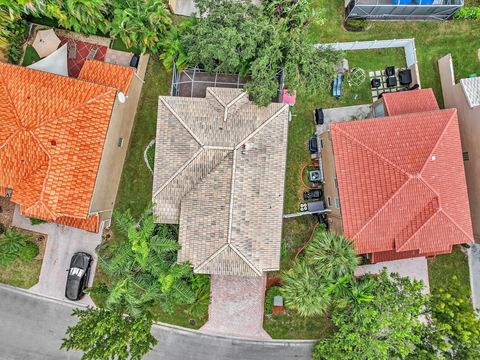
left=32, top=29, right=61, bottom=58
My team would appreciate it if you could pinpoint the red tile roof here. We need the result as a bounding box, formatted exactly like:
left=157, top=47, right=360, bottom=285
left=331, top=91, right=473, bottom=262
left=382, top=88, right=439, bottom=116
left=79, top=60, right=134, bottom=94
left=0, top=63, right=116, bottom=232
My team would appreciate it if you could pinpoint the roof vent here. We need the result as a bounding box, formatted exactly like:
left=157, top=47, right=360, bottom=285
left=51, top=140, right=57, bottom=146
left=431, top=155, right=436, bottom=161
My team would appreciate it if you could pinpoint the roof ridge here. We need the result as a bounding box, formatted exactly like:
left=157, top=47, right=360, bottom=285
left=235, top=104, right=289, bottom=150
left=195, top=243, right=229, bottom=272
left=419, top=108, right=457, bottom=176
left=32, top=89, right=116, bottom=132
left=353, top=177, right=411, bottom=239
left=160, top=97, right=204, bottom=146
left=333, top=125, right=411, bottom=177
left=0, top=68, right=23, bottom=130
left=195, top=244, right=262, bottom=276
left=438, top=209, right=474, bottom=242
left=152, top=147, right=204, bottom=198
left=396, top=208, right=439, bottom=252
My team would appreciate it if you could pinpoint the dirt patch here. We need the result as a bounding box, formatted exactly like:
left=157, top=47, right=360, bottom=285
left=0, top=197, right=15, bottom=227
left=0, top=197, right=47, bottom=260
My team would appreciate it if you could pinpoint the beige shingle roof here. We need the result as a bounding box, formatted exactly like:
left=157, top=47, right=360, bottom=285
left=153, top=88, right=289, bottom=276
left=460, top=77, right=480, bottom=108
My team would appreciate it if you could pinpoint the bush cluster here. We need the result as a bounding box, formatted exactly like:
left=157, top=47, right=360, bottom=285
left=5, top=20, right=28, bottom=64
left=0, top=228, right=39, bottom=266
left=344, top=19, right=369, bottom=31
left=453, top=7, right=480, bottom=19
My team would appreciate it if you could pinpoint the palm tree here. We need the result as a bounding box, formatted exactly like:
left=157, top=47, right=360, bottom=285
left=280, top=261, right=331, bottom=317
left=98, top=208, right=196, bottom=318
left=306, top=230, right=360, bottom=280
left=111, top=0, right=172, bottom=53
left=60, top=0, right=111, bottom=35
left=280, top=228, right=361, bottom=317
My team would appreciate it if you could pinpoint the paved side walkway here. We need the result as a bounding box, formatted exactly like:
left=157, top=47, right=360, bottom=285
left=355, top=257, right=430, bottom=294
left=12, top=206, right=102, bottom=305
left=201, top=274, right=271, bottom=340
left=468, top=244, right=480, bottom=310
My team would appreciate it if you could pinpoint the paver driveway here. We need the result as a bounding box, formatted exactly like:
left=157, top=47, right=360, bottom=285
left=12, top=206, right=102, bottom=305
left=201, top=274, right=271, bottom=340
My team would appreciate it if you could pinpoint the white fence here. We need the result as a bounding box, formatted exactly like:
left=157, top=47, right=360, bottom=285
left=315, top=38, right=417, bottom=68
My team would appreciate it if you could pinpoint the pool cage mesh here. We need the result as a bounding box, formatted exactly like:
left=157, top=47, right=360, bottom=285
left=171, top=65, right=285, bottom=102
left=345, top=0, right=463, bottom=20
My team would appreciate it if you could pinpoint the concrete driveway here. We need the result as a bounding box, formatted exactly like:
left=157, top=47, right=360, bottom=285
left=12, top=206, right=102, bottom=305
left=355, top=257, right=430, bottom=294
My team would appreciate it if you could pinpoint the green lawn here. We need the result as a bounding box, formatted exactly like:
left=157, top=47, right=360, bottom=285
left=0, top=257, right=42, bottom=288
left=281, top=2, right=479, bottom=338
left=91, top=57, right=208, bottom=329
left=22, top=45, right=41, bottom=66
left=428, top=245, right=471, bottom=295
left=264, top=216, right=336, bottom=339
left=284, top=2, right=480, bottom=213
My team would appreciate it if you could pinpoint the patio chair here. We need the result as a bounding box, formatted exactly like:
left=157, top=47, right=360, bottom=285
left=399, top=69, right=412, bottom=85
left=87, top=47, right=98, bottom=60
left=385, top=66, right=395, bottom=77
left=331, top=74, right=343, bottom=99
left=67, top=41, right=77, bottom=60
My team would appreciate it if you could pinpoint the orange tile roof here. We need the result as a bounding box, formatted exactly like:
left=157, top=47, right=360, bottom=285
left=382, top=88, right=439, bottom=116
left=78, top=60, right=135, bottom=94
left=331, top=91, right=473, bottom=262
left=0, top=63, right=116, bottom=232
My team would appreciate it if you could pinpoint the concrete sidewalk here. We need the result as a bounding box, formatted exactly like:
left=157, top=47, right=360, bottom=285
left=12, top=206, right=102, bottom=305
left=468, top=244, right=480, bottom=310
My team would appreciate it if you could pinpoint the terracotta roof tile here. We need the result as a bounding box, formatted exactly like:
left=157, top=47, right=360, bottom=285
left=382, top=88, right=439, bottom=116
left=78, top=60, right=135, bottom=94
left=0, top=63, right=115, bottom=232
left=331, top=90, right=473, bottom=261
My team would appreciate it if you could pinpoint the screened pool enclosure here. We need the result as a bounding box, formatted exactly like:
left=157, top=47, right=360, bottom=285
left=345, top=0, right=463, bottom=20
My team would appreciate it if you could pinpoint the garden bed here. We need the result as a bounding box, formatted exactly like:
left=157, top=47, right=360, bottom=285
left=91, top=57, right=210, bottom=328
left=0, top=208, right=46, bottom=289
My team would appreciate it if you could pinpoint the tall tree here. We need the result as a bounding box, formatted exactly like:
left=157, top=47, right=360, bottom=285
left=58, top=0, right=111, bottom=35
left=415, top=276, right=480, bottom=359
left=61, top=306, right=157, bottom=360
left=111, top=0, right=171, bottom=53
left=98, top=209, right=196, bottom=317
left=280, top=229, right=360, bottom=317
left=314, top=271, right=427, bottom=360
left=181, top=0, right=341, bottom=106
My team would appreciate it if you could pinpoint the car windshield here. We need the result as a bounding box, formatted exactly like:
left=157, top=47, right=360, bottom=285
left=69, top=267, right=85, bottom=278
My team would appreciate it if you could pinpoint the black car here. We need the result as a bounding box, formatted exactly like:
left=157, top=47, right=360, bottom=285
left=65, top=252, right=93, bottom=301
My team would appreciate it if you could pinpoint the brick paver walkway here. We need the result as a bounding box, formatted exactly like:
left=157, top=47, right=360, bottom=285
left=201, top=274, right=271, bottom=340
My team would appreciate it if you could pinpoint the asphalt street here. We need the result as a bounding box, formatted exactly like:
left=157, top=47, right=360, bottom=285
left=0, top=285, right=314, bottom=360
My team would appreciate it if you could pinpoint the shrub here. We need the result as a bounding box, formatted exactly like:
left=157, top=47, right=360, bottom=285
left=18, top=241, right=39, bottom=261
left=0, top=229, right=39, bottom=266
left=0, top=223, right=5, bottom=236
left=4, top=19, right=28, bottom=64
left=264, top=285, right=282, bottom=314
left=453, top=7, right=480, bottom=19
left=29, top=218, right=47, bottom=226
left=344, top=19, right=369, bottom=32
